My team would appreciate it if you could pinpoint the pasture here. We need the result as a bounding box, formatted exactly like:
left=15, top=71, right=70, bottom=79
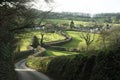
left=17, top=30, right=65, bottom=51
left=46, top=49, right=78, bottom=56
left=61, top=31, right=100, bottom=50
left=35, top=18, right=90, bottom=27
left=35, top=18, right=120, bottom=28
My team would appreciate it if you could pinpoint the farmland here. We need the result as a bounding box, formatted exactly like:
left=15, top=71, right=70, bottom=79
left=17, top=30, right=65, bottom=51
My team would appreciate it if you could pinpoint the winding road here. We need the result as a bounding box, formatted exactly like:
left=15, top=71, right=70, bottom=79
left=15, top=59, right=51, bottom=80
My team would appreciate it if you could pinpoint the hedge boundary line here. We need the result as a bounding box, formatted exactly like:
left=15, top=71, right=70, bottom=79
left=31, top=47, right=46, bottom=57
left=44, top=32, right=72, bottom=48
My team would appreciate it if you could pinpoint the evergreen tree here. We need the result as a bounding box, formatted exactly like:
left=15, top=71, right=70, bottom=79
left=32, top=36, right=39, bottom=48
left=70, top=20, right=75, bottom=29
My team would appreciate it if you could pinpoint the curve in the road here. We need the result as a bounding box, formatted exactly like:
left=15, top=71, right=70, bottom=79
left=15, top=59, right=51, bottom=80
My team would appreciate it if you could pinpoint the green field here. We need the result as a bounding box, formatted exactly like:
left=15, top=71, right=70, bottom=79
left=17, top=31, right=65, bottom=51
left=46, top=19, right=89, bottom=26
left=36, top=18, right=120, bottom=28
left=61, top=31, right=99, bottom=50
left=19, top=30, right=100, bottom=55
left=46, top=49, right=78, bottom=56
left=35, top=18, right=90, bottom=27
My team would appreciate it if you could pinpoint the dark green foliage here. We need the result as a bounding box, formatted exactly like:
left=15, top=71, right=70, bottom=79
left=32, top=36, right=39, bottom=48
left=0, top=61, right=17, bottom=80
left=90, top=49, right=120, bottom=80
left=14, top=50, right=34, bottom=60
left=70, top=20, right=75, bottom=29
left=47, top=48, right=120, bottom=80
left=0, top=0, right=35, bottom=80
left=81, top=55, right=96, bottom=80
left=47, top=54, right=96, bottom=80
left=0, top=39, right=17, bottom=80
left=27, top=48, right=120, bottom=80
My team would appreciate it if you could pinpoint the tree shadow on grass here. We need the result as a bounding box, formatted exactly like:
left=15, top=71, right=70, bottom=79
left=61, top=37, right=82, bottom=49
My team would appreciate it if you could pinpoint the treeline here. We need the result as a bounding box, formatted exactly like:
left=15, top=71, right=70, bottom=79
left=46, top=12, right=91, bottom=21
left=33, top=9, right=120, bottom=23
left=93, top=13, right=120, bottom=23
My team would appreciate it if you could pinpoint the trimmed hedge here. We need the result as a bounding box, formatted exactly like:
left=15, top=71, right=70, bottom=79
left=27, top=48, right=120, bottom=80
left=47, top=54, right=96, bottom=80
left=44, top=32, right=72, bottom=47
left=90, top=49, right=120, bottom=80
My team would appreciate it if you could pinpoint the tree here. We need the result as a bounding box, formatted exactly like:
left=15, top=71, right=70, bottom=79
left=80, top=31, right=95, bottom=51
left=32, top=36, right=39, bottom=48
left=0, top=0, right=53, bottom=80
left=70, top=20, right=75, bottom=29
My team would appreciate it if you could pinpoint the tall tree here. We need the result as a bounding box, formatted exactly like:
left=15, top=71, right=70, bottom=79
left=0, top=0, right=53, bottom=80
left=70, top=20, right=75, bottom=29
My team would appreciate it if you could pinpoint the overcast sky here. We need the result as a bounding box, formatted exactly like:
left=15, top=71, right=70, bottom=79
left=34, top=0, right=120, bottom=14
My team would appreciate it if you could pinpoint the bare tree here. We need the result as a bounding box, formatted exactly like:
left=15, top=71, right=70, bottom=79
left=80, top=31, right=95, bottom=51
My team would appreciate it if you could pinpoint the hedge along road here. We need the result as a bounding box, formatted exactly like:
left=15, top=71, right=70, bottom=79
left=15, top=59, right=51, bottom=80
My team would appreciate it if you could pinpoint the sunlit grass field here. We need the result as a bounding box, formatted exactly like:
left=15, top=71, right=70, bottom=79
left=61, top=31, right=100, bottom=50
left=46, top=49, right=78, bottom=56
left=35, top=18, right=120, bottom=28
left=35, top=18, right=90, bottom=27
left=17, top=30, right=65, bottom=51
left=46, top=19, right=89, bottom=26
